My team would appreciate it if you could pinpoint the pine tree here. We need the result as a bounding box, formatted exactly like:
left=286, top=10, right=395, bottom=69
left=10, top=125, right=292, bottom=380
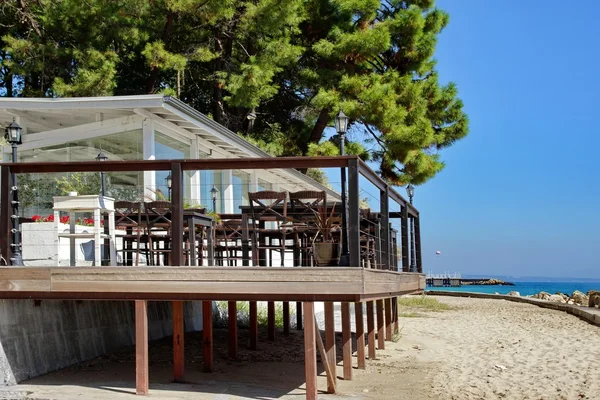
left=1, top=0, right=468, bottom=185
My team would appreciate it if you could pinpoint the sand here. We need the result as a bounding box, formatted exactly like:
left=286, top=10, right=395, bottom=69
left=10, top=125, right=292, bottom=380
left=1, top=296, right=599, bottom=399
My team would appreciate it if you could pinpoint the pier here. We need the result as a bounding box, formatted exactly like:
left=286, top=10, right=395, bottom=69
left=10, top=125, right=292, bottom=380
left=426, top=272, right=462, bottom=287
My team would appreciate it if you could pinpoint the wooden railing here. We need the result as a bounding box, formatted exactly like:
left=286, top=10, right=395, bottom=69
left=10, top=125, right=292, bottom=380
left=0, top=156, right=422, bottom=272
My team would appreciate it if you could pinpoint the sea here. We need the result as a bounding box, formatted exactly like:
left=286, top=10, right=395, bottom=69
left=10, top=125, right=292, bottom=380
left=425, top=279, right=600, bottom=297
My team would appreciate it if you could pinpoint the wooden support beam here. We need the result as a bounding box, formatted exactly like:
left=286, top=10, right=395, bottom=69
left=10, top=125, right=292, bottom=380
left=324, top=302, right=336, bottom=393
left=202, top=301, right=213, bottom=372
left=376, top=299, right=385, bottom=350
left=283, top=301, right=290, bottom=336
left=303, top=302, right=318, bottom=400
left=172, top=301, right=184, bottom=382
left=393, top=297, right=399, bottom=334
left=249, top=301, right=258, bottom=350
left=385, top=298, right=393, bottom=341
left=135, top=300, right=149, bottom=395
left=268, top=301, right=275, bottom=341
left=314, top=315, right=336, bottom=393
left=401, top=206, right=409, bottom=272
left=296, top=301, right=303, bottom=330
left=228, top=301, right=238, bottom=359
left=354, top=302, right=366, bottom=369
left=341, top=302, right=352, bottom=380
left=366, top=301, right=376, bottom=360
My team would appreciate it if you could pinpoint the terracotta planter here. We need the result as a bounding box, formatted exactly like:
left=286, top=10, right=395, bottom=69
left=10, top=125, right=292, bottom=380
left=313, top=242, right=341, bottom=266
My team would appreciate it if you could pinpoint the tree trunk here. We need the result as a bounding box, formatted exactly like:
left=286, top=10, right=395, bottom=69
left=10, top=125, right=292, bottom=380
left=306, top=108, right=331, bottom=152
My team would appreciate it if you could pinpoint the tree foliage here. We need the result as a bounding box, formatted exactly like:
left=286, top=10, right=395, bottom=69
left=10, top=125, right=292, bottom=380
left=1, top=0, right=468, bottom=185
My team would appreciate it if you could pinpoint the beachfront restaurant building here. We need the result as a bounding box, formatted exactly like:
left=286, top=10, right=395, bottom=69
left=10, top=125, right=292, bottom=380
left=0, top=95, right=424, bottom=399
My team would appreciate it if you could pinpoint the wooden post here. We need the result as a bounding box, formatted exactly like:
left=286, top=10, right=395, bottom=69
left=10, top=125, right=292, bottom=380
left=202, top=301, right=213, bottom=372
left=303, top=302, right=317, bottom=400
left=385, top=298, right=393, bottom=341
left=172, top=301, right=184, bottom=382
left=414, top=215, right=422, bottom=273
left=170, top=163, right=184, bottom=266
left=366, top=301, right=376, bottom=360
left=341, top=302, right=352, bottom=380
left=296, top=301, right=303, bottom=330
left=283, top=301, right=290, bottom=336
left=401, top=205, right=409, bottom=272
left=348, top=159, right=361, bottom=267
left=135, top=300, right=149, bottom=395
left=268, top=301, right=275, bottom=341
left=314, top=316, right=336, bottom=393
left=393, top=297, right=399, bottom=334
left=379, top=185, right=390, bottom=269
left=376, top=299, right=385, bottom=350
left=354, top=302, right=366, bottom=369
left=228, top=301, right=238, bottom=359
left=324, top=302, right=336, bottom=393
left=249, top=301, right=258, bottom=350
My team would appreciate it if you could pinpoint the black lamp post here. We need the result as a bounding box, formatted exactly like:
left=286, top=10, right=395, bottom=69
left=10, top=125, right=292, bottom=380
left=335, top=110, right=350, bottom=266
left=406, top=184, right=416, bottom=272
left=95, top=148, right=108, bottom=197
left=165, top=173, right=172, bottom=201
left=5, top=119, right=23, bottom=265
left=210, top=185, right=219, bottom=213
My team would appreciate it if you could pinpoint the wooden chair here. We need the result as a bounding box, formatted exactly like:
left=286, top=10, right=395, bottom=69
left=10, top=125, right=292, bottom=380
left=289, top=190, right=327, bottom=266
left=144, top=201, right=172, bottom=266
left=214, top=218, right=244, bottom=266
left=114, top=201, right=148, bottom=266
left=248, top=191, right=290, bottom=267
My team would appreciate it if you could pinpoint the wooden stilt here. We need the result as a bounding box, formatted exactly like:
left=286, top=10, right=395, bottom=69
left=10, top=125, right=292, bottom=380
left=249, top=301, right=258, bottom=350
left=303, top=302, right=317, bottom=400
left=385, top=298, right=393, bottom=341
left=393, top=297, right=399, bottom=334
left=314, top=315, right=336, bottom=393
left=228, top=301, right=238, bottom=359
left=376, top=299, right=385, bottom=350
left=135, top=300, right=149, bottom=395
left=172, top=301, right=184, bottom=383
left=202, top=301, right=213, bottom=372
left=296, top=301, right=303, bottom=330
left=283, top=301, right=290, bottom=336
left=341, top=302, right=352, bottom=380
left=354, top=302, right=366, bottom=369
left=324, top=302, right=337, bottom=393
left=366, top=301, right=376, bottom=360
left=268, top=301, right=276, bottom=341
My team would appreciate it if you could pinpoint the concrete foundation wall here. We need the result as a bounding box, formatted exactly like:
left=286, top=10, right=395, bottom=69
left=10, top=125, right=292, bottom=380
left=0, top=299, right=203, bottom=384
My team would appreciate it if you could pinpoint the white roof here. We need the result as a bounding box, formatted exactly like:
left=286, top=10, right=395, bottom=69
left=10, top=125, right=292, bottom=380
left=0, top=95, right=338, bottom=198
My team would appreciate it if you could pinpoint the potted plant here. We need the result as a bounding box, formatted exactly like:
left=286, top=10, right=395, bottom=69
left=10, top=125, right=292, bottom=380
left=311, top=206, right=341, bottom=266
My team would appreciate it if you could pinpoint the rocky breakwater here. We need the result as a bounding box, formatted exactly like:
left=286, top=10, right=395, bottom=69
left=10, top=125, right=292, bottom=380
left=462, top=278, right=515, bottom=286
left=531, top=290, right=600, bottom=307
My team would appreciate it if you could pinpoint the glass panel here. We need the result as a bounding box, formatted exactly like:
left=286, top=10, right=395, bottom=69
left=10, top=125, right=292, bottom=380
left=17, top=130, right=143, bottom=216
left=232, top=171, right=250, bottom=212
left=258, top=178, right=272, bottom=191
left=154, top=131, right=190, bottom=200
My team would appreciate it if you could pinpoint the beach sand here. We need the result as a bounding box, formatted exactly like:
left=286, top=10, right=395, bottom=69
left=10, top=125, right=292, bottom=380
left=1, top=296, right=598, bottom=399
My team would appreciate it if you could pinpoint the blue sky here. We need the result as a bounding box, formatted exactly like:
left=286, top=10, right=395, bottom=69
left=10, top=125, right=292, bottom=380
left=416, top=0, right=600, bottom=278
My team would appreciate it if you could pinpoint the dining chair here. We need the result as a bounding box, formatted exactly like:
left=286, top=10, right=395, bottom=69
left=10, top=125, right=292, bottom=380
left=248, top=191, right=290, bottom=267
left=114, top=201, right=148, bottom=266
left=144, top=201, right=172, bottom=266
left=214, top=218, right=244, bottom=266
left=289, top=190, right=327, bottom=266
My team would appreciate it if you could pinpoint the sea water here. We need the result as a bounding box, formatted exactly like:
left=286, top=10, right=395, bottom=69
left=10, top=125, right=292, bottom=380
left=426, top=281, right=600, bottom=297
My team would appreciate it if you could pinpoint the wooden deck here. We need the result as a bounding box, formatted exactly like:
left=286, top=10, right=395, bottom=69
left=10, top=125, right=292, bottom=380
left=0, top=267, right=424, bottom=301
